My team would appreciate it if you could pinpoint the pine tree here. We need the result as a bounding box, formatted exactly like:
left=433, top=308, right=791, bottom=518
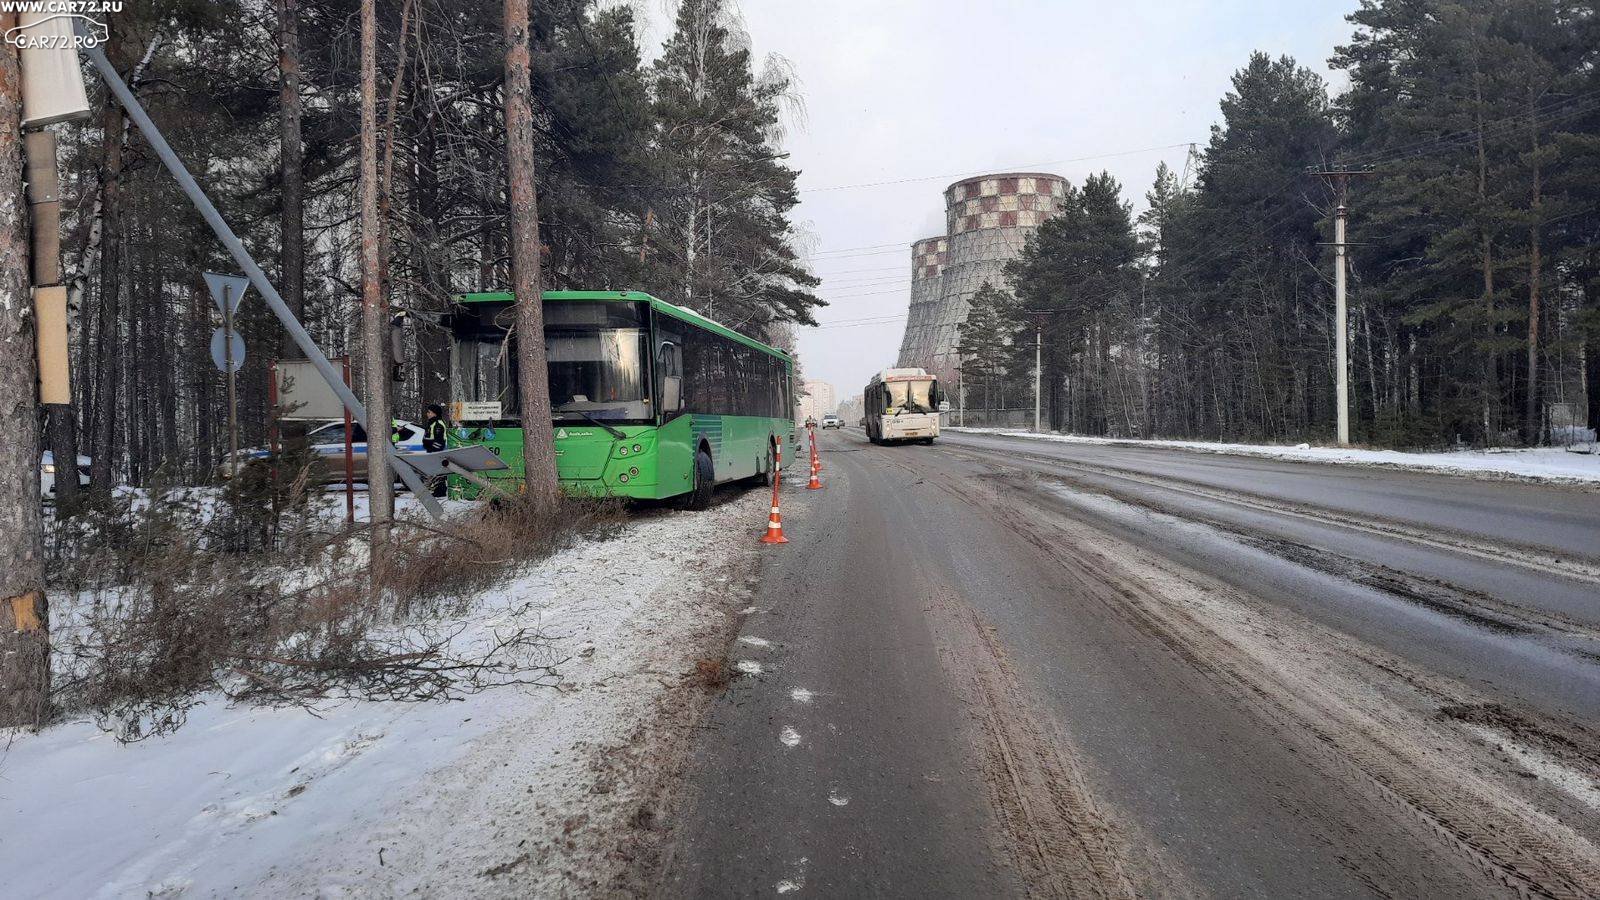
left=1006, top=173, right=1141, bottom=432
left=1164, top=53, right=1336, bottom=440
left=0, top=10, right=49, bottom=727
left=649, top=0, right=821, bottom=337
left=957, top=281, right=1017, bottom=413
left=505, top=0, right=560, bottom=510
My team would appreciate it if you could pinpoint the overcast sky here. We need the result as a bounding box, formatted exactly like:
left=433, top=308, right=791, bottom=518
left=641, top=1, right=1360, bottom=402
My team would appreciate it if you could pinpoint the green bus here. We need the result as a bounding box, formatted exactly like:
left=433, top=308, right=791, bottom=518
left=444, top=290, right=795, bottom=508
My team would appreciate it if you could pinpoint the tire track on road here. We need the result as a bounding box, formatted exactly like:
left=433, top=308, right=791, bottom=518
left=935, top=463, right=1600, bottom=899
left=939, top=441, right=1600, bottom=591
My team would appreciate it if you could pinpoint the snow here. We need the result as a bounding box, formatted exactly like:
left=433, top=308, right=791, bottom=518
left=1, top=490, right=765, bottom=898
left=948, top=428, right=1600, bottom=484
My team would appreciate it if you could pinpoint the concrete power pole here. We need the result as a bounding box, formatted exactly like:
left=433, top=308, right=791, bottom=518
left=1334, top=179, right=1349, bottom=446
left=1033, top=322, right=1042, bottom=433
left=1312, top=166, right=1370, bottom=447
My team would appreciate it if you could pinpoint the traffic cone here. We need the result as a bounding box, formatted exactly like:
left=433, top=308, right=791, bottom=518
left=808, top=423, right=823, bottom=470
left=761, top=437, right=789, bottom=544
left=806, top=457, right=823, bottom=490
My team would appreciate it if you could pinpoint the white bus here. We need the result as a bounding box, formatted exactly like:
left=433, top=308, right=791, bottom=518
left=863, top=367, right=945, bottom=445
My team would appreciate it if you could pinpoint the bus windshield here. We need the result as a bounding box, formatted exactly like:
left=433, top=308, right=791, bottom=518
left=546, top=328, right=650, bottom=422
left=888, top=378, right=936, bottom=412
left=544, top=300, right=652, bottom=423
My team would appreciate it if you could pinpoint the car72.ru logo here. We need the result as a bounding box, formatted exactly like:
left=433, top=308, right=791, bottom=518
left=2, top=7, right=114, bottom=50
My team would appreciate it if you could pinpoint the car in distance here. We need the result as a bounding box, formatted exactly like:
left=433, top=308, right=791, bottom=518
left=821, top=413, right=842, bottom=429
left=217, top=419, right=426, bottom=484
left=40, top=451, right=91, bottom=500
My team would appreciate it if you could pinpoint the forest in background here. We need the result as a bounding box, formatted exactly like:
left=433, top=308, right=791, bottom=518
left=960, top=0, right=1600, bottom=448
left=47, top=0, right=819, bottom=491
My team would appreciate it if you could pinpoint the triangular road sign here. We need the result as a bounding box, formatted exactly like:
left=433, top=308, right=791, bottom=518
left=204, top=271, right=251, bottom=316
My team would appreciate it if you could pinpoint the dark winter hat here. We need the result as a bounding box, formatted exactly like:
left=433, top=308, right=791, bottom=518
left=427, top=403, right=445, bottom=417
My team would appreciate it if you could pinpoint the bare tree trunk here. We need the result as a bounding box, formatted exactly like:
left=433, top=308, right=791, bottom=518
left=377, top=0, right=415, bottom=295
left=88, top=26, right=127, bottom=492
left=504, top=0, right=560, bottom=511
left=1473, top=70, right=1498, bottom=445
left=1584, top=251, right=1600, bottom=437
left=1524, top=94, right=1543, bottom=445
left=68, top=34, right=158, bottom=457
left=0, top=20, right=50, bottom=728
left=277, top=0, right=304, bottom=339
left=360, top=0, right=393, bottom=528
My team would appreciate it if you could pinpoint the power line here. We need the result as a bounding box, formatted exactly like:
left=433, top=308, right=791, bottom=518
left=1343, top=88, right=1600, bottom=168
left=818, top=273, right=914, bottom=288
left=817, top=312, right=910, bottom=325
left=806, top=240, right=910, bottom=256
left=801, top=142, right=1196, bottom=193
left=813, top=314, right=909, bottom=330
left=810, top=262, right=916, bottom=275
left=818, top=286, right=915, bottom=301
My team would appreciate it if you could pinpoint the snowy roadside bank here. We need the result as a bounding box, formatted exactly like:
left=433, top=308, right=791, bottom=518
left=947, top=427, right=1600, bottom=485
left=1, top=489, right=767, bottom=898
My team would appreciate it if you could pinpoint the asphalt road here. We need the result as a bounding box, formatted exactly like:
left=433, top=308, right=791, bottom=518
left=657, top=428, right=1600, bottom=898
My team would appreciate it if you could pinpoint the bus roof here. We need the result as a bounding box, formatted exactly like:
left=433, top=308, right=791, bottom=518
left=454, top=290, right=791, bottom=363
left=869, top=367, right=935, bottom=384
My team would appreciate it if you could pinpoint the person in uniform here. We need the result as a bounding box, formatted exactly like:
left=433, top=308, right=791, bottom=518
left=423, top=404, right=449, bottom=496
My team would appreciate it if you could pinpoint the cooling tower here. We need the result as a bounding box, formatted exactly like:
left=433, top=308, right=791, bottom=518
left=894, top=235, right=947, bottom=374
left=896, top=173, right=1069, bottom=386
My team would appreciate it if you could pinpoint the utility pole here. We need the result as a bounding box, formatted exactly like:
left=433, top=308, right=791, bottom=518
left=1310, top=166, right=1371, bottom=446
left=1034, top=322, right=1042, bottom=433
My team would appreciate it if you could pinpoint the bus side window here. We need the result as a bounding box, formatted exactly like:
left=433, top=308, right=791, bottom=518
left=658, top=340, right=684, bottom=413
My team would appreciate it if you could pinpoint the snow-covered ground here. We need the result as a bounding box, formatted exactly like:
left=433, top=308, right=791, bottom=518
left=947, top=428, right=1600, bottom=484
left=2, top=489, right=767, bottom=898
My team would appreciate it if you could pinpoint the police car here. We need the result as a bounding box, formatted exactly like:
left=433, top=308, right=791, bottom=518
left=218, top=419, right=426, bottom=483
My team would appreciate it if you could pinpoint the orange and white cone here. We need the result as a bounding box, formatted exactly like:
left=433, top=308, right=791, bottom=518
left=808, top=423, right=823, bottom=470
left=761, top=438, right=789, bottom=544
left=806, top=450, right=824, bottom=491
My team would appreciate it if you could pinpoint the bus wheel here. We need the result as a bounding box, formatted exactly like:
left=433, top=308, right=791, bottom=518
left=684, top=448, right=715, bottom=510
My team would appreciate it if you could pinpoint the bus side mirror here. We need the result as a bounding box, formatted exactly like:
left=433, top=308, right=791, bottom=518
left=662, top=375, right=683, bottom=411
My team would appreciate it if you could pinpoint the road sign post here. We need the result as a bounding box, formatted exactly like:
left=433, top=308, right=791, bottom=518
left=224, top=285, right=238, bottom=478
left=206, top=273, right=251, bottom=478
